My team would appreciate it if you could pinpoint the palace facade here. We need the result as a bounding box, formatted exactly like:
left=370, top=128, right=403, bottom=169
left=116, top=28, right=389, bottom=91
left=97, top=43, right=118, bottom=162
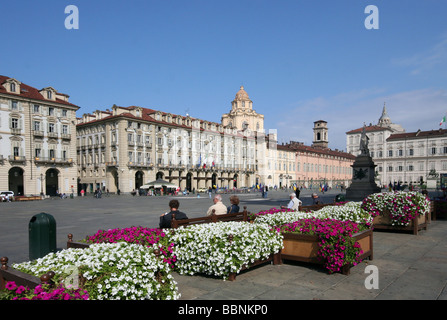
left=0, top=76, right=79, bottom=196
left=1, top=76, right=356, bottom=195
left=76, top=104, right=258, bottom=194
left=346, top=104, right=447, bottom=187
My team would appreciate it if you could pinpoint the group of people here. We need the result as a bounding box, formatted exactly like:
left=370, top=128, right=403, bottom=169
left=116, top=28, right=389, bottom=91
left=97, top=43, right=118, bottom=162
left=206, top=194, right=240, bottom=216
left=159, top=189, right=328, bottom=228
left=159, top=194, right=241, bottom=228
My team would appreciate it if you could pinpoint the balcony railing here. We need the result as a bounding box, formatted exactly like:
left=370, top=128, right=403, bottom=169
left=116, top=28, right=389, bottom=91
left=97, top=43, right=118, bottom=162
left=106, top=161, right=118, bottom=167
left=128, top=161, right=154, bottom=168
left=8, top=155, right=26, bottom=162
left=34, top=157, right=73, bottom=165
left=32, top=130, right=45, bottom=136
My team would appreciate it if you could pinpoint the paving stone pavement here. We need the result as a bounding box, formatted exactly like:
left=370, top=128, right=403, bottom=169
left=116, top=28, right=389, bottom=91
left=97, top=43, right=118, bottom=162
left=1, top=189, right=446, bottom=301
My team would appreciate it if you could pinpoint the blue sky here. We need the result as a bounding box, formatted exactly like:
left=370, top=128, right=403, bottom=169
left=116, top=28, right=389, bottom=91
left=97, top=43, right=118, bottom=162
left=2, top=0, right=447, bottom=150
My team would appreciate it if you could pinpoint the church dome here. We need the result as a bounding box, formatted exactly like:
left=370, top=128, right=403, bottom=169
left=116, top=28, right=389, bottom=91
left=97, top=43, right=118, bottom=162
left=234, top=86, right=251, bottom=101
left=378, top=103, right=391, bottom=126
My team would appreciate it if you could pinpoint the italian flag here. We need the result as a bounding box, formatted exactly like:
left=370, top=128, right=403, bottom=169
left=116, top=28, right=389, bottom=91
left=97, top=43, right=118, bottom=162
left=440, top=115, right=446, bottom=126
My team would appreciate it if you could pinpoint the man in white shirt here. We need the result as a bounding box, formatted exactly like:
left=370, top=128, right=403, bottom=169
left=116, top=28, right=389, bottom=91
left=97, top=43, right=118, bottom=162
left=281, top=193, right=302, bottom=211
left=207, top=194, right=227, bottom=215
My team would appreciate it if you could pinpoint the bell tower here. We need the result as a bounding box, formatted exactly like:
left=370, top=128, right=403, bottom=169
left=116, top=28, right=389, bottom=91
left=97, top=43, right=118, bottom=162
left=312, top=120, right=329, bottom=148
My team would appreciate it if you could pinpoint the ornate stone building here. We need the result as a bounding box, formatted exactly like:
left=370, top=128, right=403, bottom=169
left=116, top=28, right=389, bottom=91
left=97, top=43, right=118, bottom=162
left=0, top=76, right=79, bottom=196
left=346, top=104, right=405, bottom=158
left=346, top=104, right=447, bottom=187
left=221, top=85, right=272, bottom=187
left=76, top=86, right=357, bottom=194
left=221, top=86, right=264, bottom=132
left=76, top=103, right=257, bottom=194
left=0, top=76, right=358, bottom=197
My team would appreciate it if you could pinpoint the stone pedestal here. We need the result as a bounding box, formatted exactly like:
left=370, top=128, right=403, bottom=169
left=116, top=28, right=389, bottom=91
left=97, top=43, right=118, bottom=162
left=346, top=154, right=381, bottom=202
left=426, top=178, right=437, bottom=189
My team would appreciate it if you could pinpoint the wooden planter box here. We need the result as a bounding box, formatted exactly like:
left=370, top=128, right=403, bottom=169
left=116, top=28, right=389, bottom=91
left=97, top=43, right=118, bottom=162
left=372, top=210, right=428, bottom=235
left=0, top=257, right=55, bottom=291
left=279, top=229, right=373, bottom=275
left=227, top=253, right=281, bottom=281
left=3, top=233, right=279, bottom=285
left=0, top=234, right=89, bottom=292
left=67, top=234, right=90, bottom=249
left=67, top=234, right=277, bottom=281
left=14, top=196, right=42, bottom=201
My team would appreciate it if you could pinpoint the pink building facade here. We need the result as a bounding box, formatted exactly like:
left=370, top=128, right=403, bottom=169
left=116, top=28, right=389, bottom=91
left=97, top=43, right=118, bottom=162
left=277, top=142, right=355, bottom=190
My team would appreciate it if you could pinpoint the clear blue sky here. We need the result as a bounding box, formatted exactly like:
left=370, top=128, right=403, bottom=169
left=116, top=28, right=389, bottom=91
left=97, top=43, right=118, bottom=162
left=2, top=0, right=447, bottom=150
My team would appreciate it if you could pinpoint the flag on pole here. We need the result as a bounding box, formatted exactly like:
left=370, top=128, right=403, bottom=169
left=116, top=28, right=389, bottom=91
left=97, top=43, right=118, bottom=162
left=440, top=115, right=446, bottom=126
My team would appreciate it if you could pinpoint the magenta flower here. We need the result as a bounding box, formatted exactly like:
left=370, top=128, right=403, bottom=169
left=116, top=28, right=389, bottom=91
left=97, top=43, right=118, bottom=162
left=86, top=226, right=176, bottom=267
left=361, top=191, right=430, bottom=226
left=5, top=281, right=17, bottom=291
left=15, top=285, right=27, bottom=294
left=278, top=217, right=364, bottom=273
left=3, top=282, right=89, bottom=300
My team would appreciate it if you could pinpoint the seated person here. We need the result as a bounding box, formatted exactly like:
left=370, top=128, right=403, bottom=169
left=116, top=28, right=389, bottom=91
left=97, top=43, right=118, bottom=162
left=159, top=199, right=188, bottom=228
left=227, top=195, right=240, bottom=214
left=207, top=194, right=227, bottom=216
left=281, top=193, right=302, bottom=211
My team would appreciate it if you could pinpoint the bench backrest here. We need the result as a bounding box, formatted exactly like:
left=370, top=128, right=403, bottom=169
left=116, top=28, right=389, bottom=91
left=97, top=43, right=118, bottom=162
left=299, top=203, right=335, bottom=212
left=171, top=207, right=248, bottom=228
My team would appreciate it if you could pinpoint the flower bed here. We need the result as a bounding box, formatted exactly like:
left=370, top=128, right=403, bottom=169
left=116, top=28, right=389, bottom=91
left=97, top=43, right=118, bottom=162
left=83, top=226, right=176, bottom=268
left=10, top=242, right=180, bottom=300
left=1, top=281, right=89, bottom=300
left=166, top=221, right=283, bottom=280
left=277, top=218, right=372, bottom=274
left=253, top=208, right=312, bottom=226
left=314, top=202, right=373, bottom=227
left=361, top=191, right=430, bottom=234
left=254, top=202, right=372, bottom=229
left=251, top=205, right=373, bottom=274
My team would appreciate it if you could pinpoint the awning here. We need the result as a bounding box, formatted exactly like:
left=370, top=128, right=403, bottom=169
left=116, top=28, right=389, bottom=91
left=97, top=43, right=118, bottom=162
left=140, top=178, right=178, bottom=189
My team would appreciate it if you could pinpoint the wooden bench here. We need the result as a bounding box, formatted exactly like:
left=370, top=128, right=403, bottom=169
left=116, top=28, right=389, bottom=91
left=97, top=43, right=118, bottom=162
left=171, top=206, right=249, bottom=228
left=299, top=203, right=335, bottom=212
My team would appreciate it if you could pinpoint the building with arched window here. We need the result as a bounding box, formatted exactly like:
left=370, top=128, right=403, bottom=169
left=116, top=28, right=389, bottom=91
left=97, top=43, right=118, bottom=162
left=0, top=76, right=79, bottom=197
left=76, top=104, right=257, bottom=194
left=346, top=104, right=447, bottom=188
